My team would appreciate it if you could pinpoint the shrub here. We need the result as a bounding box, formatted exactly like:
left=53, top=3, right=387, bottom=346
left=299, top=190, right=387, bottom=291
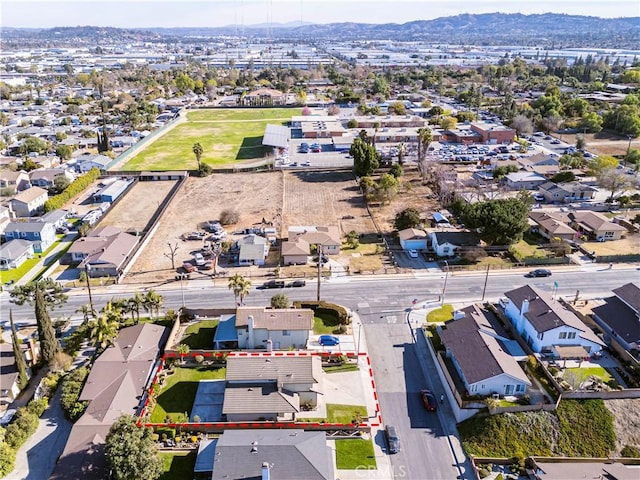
left=43, top=168, right=101, bottom=212
left=293, top=301, right=349, bottom=325
left=0, top=442, right=16, bottom=477
left=27, top=398, right=49, bottom=417
left=61, top=367, right=90, bottom=421
left=219, top=208, right=240, bottom=225
left=478, top=467, right=490, bottom=479
left=194, top=355, right=204, bottom=364
left=155, top=427, right=176, bottom=439
left=5, top=408, right=39, bottom=449
left=621, top=445, right=640, bottom=458
left=197, top=163, right=213, bottom=177
left=40, top=371, right=63, bottom=398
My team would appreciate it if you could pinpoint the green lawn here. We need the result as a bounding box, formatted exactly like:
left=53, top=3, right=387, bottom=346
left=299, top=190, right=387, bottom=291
left=426, top=304, right=454, bottom=323
left=122, top=107, right=302, bottom=170
left=564, top=366, right=612, bottom=385
left=313, top=315, right=341, bottom=334
left=0, top=235, right=69, bottom=284
left=323, top=364, right=360, bottom=374
left=150, top=366, right=226, bottom=423
left=335, top=438, right=377, bottom=469
left=159, top=451, right=197, bottom=480
left=180, top=320, right=219, bottom=349
left=326, top=404, right=367, bottom=424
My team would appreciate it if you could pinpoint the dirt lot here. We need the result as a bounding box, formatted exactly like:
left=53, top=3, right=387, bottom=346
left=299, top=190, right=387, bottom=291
left=560, top=132, right=640, bottom=157
left=100, top=180, right=177, bottom=233
left=282, top=170, right=375, bottom=236
left=582, top=234, right=640, bottom=256
left=606, top=399, right=640, bottom=455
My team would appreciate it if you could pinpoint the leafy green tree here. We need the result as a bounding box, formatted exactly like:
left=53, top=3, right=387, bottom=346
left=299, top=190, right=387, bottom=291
left=175, top=73, right=195, bottom=93
left=21, top=157, right=38, bottom=172
left=19, top=136, right=48, bottom=155
left=345, top=230, right=360, bottom=249
left=55, top=144, right=73, bottom=161
left=493, top=165, right=519, bottom=179
left=10, top=310, right=29, bottom=390
left=389, top=163, right=403, bottom=178
left=579, top=112, right=603, bottom=133
left=350, top=137, right=380, bottom=177
left=359, top=176, right=376, bottom=195
left=53, top=175, right=71, bottom=194
left=270, top=293, right=290, bottom=309
left=372, top=76, right=389, bottom=98
left=388, top=101, right=406, bottom=115
left=192, top=142, right=203, bottom=170
left=460, top=197, right=530, bottom=245
left=105, top=415, right=163, bottom=480
left=588, top=155, right=619, bottom=175
left=550, top=171, right=576, bottom=183
left=394, top=207, right=421, bottom=231
left=11, top=279, right=66, bottom=365
left=377, top=173, right=399, bottom=203
left=626, top=148, right=640, bottom=165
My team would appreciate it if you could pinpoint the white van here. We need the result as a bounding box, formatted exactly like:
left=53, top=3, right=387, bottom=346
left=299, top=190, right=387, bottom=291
left=193, top=253, right=206, bottom=266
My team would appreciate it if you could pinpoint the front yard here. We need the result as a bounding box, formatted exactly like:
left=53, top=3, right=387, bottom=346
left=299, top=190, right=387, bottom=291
left=159, top=451, right=197, bottom=480
left=426, top=304, right=454, bottom=323
left=335, top=438, right=377, bottom=469
left=150, top=366, right=226, bottom=423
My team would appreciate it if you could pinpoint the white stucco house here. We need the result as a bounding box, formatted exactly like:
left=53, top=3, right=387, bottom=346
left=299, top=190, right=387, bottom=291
left=234, top=307, right=314, bottom=350
left=501, top=285, right=604, bottom=355
left=429, top=231, right=480, bottom=257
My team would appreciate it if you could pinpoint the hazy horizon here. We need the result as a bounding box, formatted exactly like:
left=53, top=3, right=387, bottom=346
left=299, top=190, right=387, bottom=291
left=2, top=0, right=639, bottom=29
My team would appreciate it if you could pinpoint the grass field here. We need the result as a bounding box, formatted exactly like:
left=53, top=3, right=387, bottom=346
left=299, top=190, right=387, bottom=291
left=565, top=366, right=612, bottom=385
left=123, top=107, right=302, bottom=171
left=427, top=305, right=454, bottom=323
left=151, top=366, right=226, bottom=423
left=335, top=438, right=377, bottom=469
left=159, top=451, right=196, bottom=480
left=180, top=320, right=219, bottom=349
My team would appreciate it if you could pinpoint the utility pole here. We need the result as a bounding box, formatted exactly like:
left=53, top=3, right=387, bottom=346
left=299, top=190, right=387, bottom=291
left=441, top=260, right=449, bottom=306
left=481, top=264, right=490, bottom=302
left=316, top=242, right=325, bottom=302
left=85, top=263, right=95, bottom=317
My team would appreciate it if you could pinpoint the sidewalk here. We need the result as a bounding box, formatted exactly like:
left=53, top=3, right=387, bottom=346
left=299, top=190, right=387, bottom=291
left=16, top=233, right=77, bottom=287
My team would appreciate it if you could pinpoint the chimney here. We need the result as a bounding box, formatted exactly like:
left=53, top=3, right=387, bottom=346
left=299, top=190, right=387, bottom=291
left=261, top=462, right=270, bottom=480
left=521, top=299, right=530, bottom=315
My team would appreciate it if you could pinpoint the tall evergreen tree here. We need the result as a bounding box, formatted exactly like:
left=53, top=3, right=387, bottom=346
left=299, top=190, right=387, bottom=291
left=10, top=310, right=29, bottom=390
left=35, top=286, right=62, bottom=364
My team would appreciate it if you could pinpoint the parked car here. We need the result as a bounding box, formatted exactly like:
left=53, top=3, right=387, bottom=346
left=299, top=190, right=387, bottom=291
left=526, top=269, right=552, bottom=278
left=420, top=390, right=437, bottom=411
left=287, top=280, right=306, bottom=288
left=0, top=409, right=17, bottom=426
left=260, top=280, right=285, bottom=289
left=385, top=425, right=400, bottom=454
left=182, top=262, right=196, bottom=273
left=313, top=255, right=328, bottom=264
left=408, top=249, right=419, bottom=258
left=318, top=335, right=340, bottom=346
left=193, top=253, right=206, bottom=266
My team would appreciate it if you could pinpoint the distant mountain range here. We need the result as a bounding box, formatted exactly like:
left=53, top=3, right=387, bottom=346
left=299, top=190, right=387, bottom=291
left=2, top=13, right=639, bottom=48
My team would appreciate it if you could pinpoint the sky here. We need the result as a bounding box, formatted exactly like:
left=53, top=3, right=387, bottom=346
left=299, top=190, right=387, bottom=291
left=2, top=0, right=639, bottom=29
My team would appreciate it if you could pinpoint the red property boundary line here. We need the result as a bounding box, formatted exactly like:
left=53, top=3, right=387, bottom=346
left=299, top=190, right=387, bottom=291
left=138, top=350, right=383, bottom=429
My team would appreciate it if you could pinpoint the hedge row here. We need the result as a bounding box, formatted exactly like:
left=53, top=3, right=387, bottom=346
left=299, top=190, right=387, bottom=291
left=60, top=366, right=90, bottom=421
left=293, top=301, right=349, bottom=325
left=44, top=167, right=101, bottom=212
left=0, top=398, right=50, bottom=477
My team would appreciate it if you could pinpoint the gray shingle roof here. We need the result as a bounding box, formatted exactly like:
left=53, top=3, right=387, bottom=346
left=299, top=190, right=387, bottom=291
left=222, top=382, right=299, bottom=415
left=226, top=356, right=320, bottom=384
left=211, top=429, right=333, bottom=480
left=612, top=283, right=640, bottom=313
left=592, top=296, right=640, bottom=345
left=235, top=307, right=314, bottom=331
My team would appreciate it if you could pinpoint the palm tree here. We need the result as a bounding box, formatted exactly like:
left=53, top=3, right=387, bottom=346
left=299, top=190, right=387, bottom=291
left=397, top=142, right=406, bottom=166
left=176, top=344, right=190, bottom=364
left=144, top=289, right=163, bottom=319
left=192, top=142, right=204, bottom=170
left=129, top=292, right=145, bottom=323
left=76, top=304, right=93, bottom=323
left=417, top=127, right=433, bottom=163
left=228, top=274, right=251, bottom=306
left=89, top=314, right=119, bottom=349
left=101, top=301, right=124, bottom=325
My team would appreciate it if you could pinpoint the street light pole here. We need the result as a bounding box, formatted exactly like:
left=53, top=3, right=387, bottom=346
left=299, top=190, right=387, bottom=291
left=316, top=242, right=325, bottom=302
left=481, top=264, right=490, bottom=302
left=625, top=135, right=633, bottom=167
left=441, top=260, right=449, bottom=305
left=356, top=322, right=362, bottom=357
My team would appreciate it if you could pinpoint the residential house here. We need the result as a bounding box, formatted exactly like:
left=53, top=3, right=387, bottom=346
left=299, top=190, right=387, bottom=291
left=39, top=209, right=69, bottom=230
left=398, top=228, right=429, bottom=251
left=504, top=171, right=548, bottom=191
left=0, top=239, right=34, bottom=269
left=592, top=283, right=640, bottom=353
left=538, top=181, right=598, bottom=203
left=441, top=305, right=530, bottom=397
left=0, top=341, right=34, bottom=406
left=528, top=211, right=577, bottom=241
left=236, top=234, right=269, bottom=266
left=4, top=220, right=56, bottom=253
left=0, top=206, right=12, bottom=234
left=223, top=356, right=322, bottom=422
left=518, top=156, right=561, bottom=176
left=0, top=170, right=30, bottom=194
left=429, top=231, right=480, bottom=257
left=75, top=153, right=112, bottom=172
left=50, top=323, right=168, bottom=480
left=287, top=226, right=341, bottom=256
left=235, top=306, right=314, bottom=350
left=9, top=186, right=48, bottom=217
left=66, top=226, right=138, bottom=278
left=501, top=285, right=604, bottom=355
left=281, top=238, right=310, bottom=266
left=568, top=211, right=627, bottom=242
left=28, top=168, right=74, bottom=190
left=203, top=429, right=333, bottom=480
